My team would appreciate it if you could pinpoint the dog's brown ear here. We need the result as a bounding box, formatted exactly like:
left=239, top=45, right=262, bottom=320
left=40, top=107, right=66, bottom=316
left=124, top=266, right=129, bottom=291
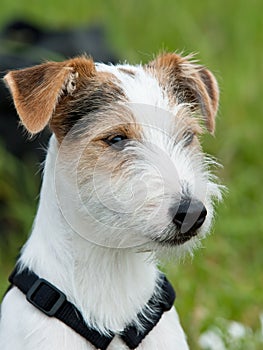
left=4, top=57, right=95, bottom=134
left=148, top=53, right=219, bottom=133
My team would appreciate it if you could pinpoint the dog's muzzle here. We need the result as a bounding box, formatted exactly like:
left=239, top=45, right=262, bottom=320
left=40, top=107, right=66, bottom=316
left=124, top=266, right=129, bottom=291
left=160, top=198, right=207, bottom=245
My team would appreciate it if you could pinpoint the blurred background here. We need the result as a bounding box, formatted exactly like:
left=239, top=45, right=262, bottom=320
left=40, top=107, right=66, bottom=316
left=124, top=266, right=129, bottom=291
left=0, top=0, right=262, bottom=349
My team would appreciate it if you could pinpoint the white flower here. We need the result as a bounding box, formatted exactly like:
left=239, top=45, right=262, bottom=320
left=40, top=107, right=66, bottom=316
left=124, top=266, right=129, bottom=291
left=227, top=321, right=247, bottom=339
left=199, top=329, right=226, bottom=350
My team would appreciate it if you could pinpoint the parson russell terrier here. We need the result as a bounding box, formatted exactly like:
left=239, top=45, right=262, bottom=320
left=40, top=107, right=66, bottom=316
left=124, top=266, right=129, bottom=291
left=0, top=52, right=222, bottom=350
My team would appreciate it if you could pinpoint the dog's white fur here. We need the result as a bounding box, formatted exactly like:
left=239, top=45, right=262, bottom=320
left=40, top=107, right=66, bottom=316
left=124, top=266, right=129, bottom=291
left=0, top=55, right=222, bottom=349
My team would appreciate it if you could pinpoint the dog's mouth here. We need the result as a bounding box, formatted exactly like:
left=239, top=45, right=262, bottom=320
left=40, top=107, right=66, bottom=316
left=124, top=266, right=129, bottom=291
left=153, top=227, right=200, bottom=246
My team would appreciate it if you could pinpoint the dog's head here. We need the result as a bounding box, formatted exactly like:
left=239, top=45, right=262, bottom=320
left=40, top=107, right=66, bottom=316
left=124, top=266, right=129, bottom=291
left=4, top=53, right=222, bottom=252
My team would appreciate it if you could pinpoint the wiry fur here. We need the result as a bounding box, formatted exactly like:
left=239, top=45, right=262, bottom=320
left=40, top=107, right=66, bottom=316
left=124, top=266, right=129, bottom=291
left=0, top=53, right=222, bottom=350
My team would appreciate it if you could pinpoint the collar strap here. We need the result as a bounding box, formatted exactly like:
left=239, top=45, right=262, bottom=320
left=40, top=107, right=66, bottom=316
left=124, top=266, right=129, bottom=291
left=9, top=265, right=175, bottom=350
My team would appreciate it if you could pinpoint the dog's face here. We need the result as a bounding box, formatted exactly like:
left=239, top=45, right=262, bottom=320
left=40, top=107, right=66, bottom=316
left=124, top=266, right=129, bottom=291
left=4, top=53, right=222, bottom=252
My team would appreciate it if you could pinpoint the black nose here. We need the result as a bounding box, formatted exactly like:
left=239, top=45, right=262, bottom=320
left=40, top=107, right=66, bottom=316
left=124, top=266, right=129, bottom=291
left=172, top=199, right=207, bottom=234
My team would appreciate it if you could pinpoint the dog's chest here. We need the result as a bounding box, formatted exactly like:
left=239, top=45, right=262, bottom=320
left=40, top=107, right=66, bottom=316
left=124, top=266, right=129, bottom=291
left=46, top=309, right=188, bottom=350
left=0, top=288, right=189, bottom=350
left=47, top=308, right=189, bottom=350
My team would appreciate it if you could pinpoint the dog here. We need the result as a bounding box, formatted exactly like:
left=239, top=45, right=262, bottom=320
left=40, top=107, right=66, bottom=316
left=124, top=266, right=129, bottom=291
left=0, top=52, right=222, bottom=350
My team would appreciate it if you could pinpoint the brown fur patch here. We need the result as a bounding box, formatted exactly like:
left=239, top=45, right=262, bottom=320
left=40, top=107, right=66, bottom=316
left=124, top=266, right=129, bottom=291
left=146, top=53, right=219, bottom=133
left=66, top=106, right=142, bottom=185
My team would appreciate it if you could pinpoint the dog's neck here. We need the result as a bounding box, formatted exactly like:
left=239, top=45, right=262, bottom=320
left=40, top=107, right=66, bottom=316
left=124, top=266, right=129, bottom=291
left=19, top=136, right=159, bottom=334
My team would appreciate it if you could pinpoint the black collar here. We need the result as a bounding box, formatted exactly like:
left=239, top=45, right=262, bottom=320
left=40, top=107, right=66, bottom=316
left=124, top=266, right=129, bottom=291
left=8, top=265, right=175, bottom=350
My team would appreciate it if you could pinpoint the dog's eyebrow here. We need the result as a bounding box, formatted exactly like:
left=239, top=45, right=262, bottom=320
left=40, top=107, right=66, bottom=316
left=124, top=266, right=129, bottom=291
left=51, top=80, right=126, bottom=140
left=118, top=67, right=136, bottom=77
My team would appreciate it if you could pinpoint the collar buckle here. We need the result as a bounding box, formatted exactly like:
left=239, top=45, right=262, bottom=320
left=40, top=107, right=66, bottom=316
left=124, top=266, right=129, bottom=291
left=26, top=278, right=66, bottom=316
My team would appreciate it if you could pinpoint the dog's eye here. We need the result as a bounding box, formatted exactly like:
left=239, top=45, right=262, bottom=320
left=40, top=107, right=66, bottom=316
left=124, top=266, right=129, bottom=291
left=183, top=131, right=194, bottom=147
left=104, top=135, right=128, bottom=150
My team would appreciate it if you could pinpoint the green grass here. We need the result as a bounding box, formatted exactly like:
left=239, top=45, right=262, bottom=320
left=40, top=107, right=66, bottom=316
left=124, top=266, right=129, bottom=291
left=0, top=1, right=262, bottom=349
